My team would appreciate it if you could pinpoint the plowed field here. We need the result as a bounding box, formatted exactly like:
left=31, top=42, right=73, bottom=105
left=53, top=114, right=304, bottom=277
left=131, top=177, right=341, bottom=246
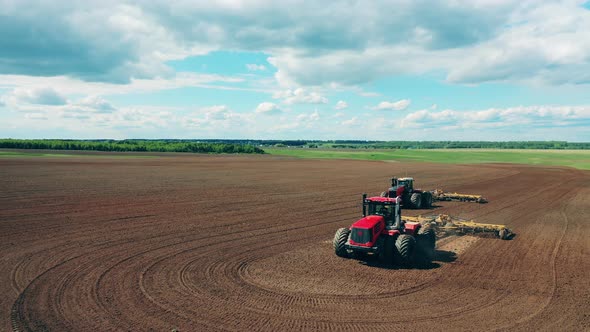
left=1, top=153, right=589, bottom=331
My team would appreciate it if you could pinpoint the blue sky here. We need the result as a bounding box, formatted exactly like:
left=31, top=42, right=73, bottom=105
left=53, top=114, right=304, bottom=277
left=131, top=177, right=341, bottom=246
left=1, top=1, right=590, bottom=141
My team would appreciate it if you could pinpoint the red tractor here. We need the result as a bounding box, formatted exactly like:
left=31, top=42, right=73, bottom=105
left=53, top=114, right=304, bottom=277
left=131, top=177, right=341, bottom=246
left=333, top=194, right=436, bottom=266
left=381, top=177, right=433, bottom=209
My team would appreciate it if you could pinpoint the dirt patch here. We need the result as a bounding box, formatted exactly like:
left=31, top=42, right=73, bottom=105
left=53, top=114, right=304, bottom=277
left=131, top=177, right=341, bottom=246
left=1, top=154, right=589, bottom=331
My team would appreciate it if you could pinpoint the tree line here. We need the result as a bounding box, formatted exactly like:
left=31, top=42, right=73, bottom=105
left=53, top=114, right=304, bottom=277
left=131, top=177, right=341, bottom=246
left=325, top=141, right=590, bottom=149
left=0, top=139, right=265, bottom=154
left=151, top=139, right=590, bottom=149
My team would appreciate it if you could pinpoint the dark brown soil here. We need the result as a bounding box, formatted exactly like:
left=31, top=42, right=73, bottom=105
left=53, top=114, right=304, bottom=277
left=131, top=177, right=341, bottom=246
left=1, top=153, right=589, bottom=331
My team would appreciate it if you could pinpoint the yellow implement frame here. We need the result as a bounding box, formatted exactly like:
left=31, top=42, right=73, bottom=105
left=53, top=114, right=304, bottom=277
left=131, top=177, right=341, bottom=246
left=403, top=214, right=513, bottom=240
left=431, top=189, right=487, bottom=203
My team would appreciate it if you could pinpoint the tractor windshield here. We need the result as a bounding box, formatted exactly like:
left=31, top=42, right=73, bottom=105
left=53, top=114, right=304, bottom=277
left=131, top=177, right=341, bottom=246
left=368, top=203, right=393, bottom=219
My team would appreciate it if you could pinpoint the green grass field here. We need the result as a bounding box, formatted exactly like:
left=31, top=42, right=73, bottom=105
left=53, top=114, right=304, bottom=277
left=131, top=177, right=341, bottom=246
left=266, top=148, right=590, bottom=170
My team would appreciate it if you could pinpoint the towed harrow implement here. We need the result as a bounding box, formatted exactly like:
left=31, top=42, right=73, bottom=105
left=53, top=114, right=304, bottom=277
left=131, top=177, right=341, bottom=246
left=430, top=189, right=488, bottom=203
left=402, top=214, right=513, bottom=240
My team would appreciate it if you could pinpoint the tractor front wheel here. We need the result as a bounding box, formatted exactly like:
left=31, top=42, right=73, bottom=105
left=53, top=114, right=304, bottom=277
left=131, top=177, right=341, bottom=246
left=333, top=228, right=350, bottom=258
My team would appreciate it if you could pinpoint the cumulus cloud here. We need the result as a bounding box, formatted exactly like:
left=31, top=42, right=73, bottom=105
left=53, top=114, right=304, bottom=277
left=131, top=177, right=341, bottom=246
left=0, top=2, right=195, bottom=83
left=182, top=105, right=253, bottom=129
left=372, top=99, right=411, bottom=111
left=5, top=87, right=67, bottom=105
left=255, top=102, right=282, bottom=115
left=358, top=91, right=381, bottom=97
left=0, top=0, right=588, bottom=101
left=0, top=73, right=247, bottom=99
left=273, top=88, right=328, bottom=105
left=5, top=1, right=586, bottom=87
left=24, top=113, right=48, bottom=120
left=341, top=117, right=359, bottom=126
left=401, top=105, right=590, bottom=129
left=77, top=96, right=116, bottom=113
left=246, top=64, right=266, bottom=71
left=335, top=100, right=348, bottom=110
left=2, top=89, right=118, bottom=120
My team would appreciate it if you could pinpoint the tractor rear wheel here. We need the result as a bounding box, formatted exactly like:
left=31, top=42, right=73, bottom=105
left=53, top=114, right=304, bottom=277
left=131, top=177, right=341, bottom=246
left=410, top=193, right=422, bottom=209
left=395, top=234, right=416, bottom=265
left=422, top=192, right=433, bottom=208
left=333, top=228, right=350, bottom=258
left=416, top=226, right=436, bottom=265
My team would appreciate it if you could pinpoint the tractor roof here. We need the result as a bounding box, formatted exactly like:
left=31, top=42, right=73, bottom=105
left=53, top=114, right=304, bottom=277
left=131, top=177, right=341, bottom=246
left=398, top=177, right=414, bottom=181
left=353, top=215, right=383, bottom=229
left=366, top=196, right=398, bottom=203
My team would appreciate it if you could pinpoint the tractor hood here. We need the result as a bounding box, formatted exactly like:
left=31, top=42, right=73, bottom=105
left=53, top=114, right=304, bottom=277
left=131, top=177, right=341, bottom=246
left=352, top=215, right=384, bottom=229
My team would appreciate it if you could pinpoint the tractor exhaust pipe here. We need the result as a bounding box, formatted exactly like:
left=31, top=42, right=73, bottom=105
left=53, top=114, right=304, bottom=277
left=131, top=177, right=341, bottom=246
left=362, top=193, right=367, bottom=216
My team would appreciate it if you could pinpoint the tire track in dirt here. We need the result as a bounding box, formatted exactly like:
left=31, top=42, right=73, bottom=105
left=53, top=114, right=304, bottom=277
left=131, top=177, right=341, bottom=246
left=492, top=188, right=577, bottom=331
left=1, top=155, right=588, bottom=331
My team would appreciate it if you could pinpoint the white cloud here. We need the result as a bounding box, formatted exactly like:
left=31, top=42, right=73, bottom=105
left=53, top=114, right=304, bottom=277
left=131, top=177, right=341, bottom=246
left=335, top=100, right=348, bottom=110
left=2, top=89, right=118, bottom=117
left=77, top=96, right=116, bottom=113
left=273, top=88, right=328, bottom=105
left=296, top=110, right=320, bottom=122
left=24, top=113, right=48, bottom=120
left=255, top=102, right=282, bottom=115
left=246, top=64, right=266, bottom=71
left=372, top=99, right=411, bottom=111
left=359, top=91, right=381, bottom=97
left=0, top=73, right=248, bottom=98
left=341, top=117, right=359, bottom=126
left=401, top=105, right=590, bottom=129
left=4, top=87, right=67, bottom=106
left=181, top=105, right=261, bottom=133
left=1, top=1, right=588, bottom=87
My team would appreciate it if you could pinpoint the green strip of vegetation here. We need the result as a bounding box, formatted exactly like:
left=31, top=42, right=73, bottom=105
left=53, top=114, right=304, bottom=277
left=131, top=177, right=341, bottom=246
left=0, top=139, right=264, bottom=154
left=266, top=148, right=590, bottom=170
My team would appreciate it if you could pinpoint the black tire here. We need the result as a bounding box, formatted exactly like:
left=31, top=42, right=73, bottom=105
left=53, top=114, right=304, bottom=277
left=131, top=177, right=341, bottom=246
left=410, top=193, right=422, bottom=209
left=498, top=228, right=509, bottom=240
left=333, top=228, right=350, bottom=258
left=421, top=192, right=433, bottom=208
left=395, top=234, right=416, bottom=265
left=416, top=226, right=436, bottom=265
left=380, top=236, right=395, bottom=263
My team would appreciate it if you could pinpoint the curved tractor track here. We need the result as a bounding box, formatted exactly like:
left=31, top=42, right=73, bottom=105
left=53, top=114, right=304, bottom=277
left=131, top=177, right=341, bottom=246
left=1, top=154, right=589, bottom=331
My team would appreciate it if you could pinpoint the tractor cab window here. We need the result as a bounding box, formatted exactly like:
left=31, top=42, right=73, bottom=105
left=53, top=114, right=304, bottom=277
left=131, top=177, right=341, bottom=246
left=368, top=203, right=393, bottom=220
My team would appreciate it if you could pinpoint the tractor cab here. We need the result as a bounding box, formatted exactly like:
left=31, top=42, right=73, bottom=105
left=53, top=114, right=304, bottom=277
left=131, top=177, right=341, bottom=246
left=395, top=177, right=414, bottom=191
left=362, top=195, right=402, bottom=230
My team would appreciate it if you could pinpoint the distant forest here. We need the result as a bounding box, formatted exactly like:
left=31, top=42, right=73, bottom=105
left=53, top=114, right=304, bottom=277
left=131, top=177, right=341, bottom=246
left=0, top=139, right=589, bottom=152
left=0, top=139, right=264, bottom=154
left=169, top=139, right=590, bottom=150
